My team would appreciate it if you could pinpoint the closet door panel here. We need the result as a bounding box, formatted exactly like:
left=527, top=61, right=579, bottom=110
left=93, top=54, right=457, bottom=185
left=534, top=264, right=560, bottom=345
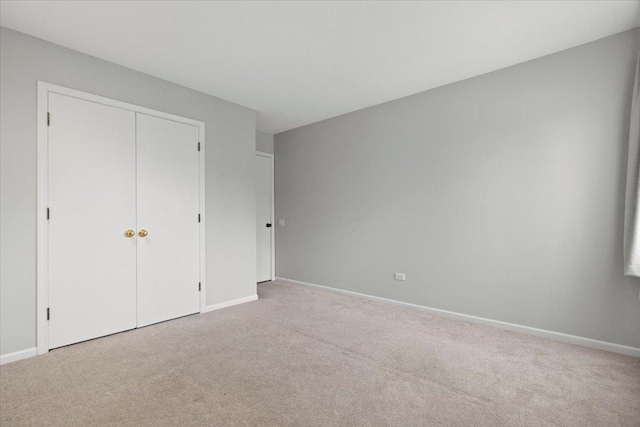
left=136, top=113, right=200, bottom=327
left=256, top=154, right=272, bottom=282
left=48, top=93, right=137, bottom=349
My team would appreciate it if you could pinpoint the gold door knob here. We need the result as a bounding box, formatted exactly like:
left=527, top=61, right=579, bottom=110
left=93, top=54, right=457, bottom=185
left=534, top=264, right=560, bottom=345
left=125, top=230, right=135, bottom=238
left=138, top=229, right=148, bottom=238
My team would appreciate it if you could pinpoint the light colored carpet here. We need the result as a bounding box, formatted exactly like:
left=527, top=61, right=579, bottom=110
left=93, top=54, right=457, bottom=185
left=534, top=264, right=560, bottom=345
left=1, top=280, right=639, bottom=426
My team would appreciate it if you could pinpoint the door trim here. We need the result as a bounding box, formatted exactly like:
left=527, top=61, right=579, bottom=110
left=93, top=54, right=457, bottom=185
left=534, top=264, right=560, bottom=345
left=37, top=81, right=207, bottom=355
left=256, top=151, right=275, bottom=281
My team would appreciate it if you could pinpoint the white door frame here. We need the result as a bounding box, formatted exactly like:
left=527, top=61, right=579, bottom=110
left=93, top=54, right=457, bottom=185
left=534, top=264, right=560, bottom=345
left=256, top=151, right=275, bottom=281
left=36, top=81, right=207, bottom=355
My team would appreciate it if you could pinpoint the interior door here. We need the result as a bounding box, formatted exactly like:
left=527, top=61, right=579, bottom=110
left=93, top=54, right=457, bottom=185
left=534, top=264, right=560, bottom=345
left=48, top=93, right=137, bottom=349
left=136, top=113, right=200, bottom=327
left=256, top=154, right=273, bottom=282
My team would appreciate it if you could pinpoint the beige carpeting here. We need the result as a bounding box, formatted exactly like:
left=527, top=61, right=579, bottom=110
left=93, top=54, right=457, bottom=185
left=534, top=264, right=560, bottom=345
left=1, top=280, right=639, bottom=426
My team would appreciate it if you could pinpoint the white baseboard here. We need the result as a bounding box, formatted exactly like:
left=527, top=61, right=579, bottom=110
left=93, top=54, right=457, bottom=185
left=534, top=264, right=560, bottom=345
left=205, top=294, right=258, bottom=313
left=276, top=277, right=640, bottom=358
left=0, top=347, right=38, bottom=365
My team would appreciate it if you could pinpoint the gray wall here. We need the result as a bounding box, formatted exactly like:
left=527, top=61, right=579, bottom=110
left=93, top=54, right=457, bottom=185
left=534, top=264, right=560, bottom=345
left=256, top=130, right=274, bottom=154
left=0, top=27, right=257, bottom=356
left=275, top=28, right=640, bottom=348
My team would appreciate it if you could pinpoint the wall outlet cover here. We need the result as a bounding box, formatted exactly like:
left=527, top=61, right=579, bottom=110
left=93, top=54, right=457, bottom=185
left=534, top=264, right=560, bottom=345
left=394, top=273, right=406, bottom=281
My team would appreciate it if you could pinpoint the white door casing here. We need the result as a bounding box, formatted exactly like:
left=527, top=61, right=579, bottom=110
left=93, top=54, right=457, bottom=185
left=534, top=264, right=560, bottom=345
left=136, top=113, right=201, bottom=327
left=256, top=152, right=274, bottom=282
left=37, top=82, right=206, bottom=354
left=48, top=93, right=137, bottom=349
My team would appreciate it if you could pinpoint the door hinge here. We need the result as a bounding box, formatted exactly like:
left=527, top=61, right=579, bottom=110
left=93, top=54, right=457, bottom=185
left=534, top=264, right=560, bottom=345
left=198, top=142, right=201, bottom=152
left=47, top=208, right=50, bottom=220
left=198, top=282, right=201, bottom=292
left=47, top=112, right=50, bottom=126
left=198, top=213, right=201, bottom=223
left=47, top=308, right=50, bottom=321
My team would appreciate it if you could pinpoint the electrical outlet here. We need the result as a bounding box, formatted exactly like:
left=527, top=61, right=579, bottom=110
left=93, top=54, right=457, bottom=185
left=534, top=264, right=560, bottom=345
left=394, top=273, right=406, bottom=281
left=278, top=218, right=285, bottom=227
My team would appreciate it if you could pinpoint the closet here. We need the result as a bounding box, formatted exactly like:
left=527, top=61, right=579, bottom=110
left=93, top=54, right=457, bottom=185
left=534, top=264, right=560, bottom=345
left=43, top=88, right=203, bottom=349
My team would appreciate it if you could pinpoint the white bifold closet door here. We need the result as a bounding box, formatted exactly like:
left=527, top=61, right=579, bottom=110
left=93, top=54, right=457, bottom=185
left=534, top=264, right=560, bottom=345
left=47, top=94, right=200, bottom=349
left=48, top=93, right=137, bottom=349
left=136, top=114, right=200, bottom=327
